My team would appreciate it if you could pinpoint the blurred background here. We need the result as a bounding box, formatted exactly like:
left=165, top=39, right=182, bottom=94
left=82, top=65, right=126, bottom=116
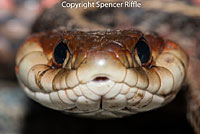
left=0, top=0, right=200, bottom=134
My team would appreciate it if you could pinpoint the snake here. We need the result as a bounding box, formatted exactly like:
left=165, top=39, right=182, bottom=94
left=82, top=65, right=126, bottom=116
left=15, top=1, right=188, bottom=118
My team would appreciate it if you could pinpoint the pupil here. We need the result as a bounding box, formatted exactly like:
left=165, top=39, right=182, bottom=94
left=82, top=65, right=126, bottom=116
left=54, top=42, right=67, bottom=64
left=136, top=40, right=150, bottom=64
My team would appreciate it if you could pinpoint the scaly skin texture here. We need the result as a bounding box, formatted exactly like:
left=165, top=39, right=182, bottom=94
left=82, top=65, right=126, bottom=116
left=15, top=29, right=188, bottom=118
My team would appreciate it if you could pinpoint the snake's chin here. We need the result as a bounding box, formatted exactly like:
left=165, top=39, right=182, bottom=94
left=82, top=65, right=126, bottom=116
left=18, top=74, right=171, bottom=118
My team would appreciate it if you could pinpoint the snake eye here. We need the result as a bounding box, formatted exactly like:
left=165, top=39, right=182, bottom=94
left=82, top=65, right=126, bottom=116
left=135, top=39, right=151, bottom=64
left=53, top=42, right=68, bottom=64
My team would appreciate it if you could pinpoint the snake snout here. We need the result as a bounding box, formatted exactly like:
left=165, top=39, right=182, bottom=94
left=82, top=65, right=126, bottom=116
left=77, top=51, right=126, bottom=83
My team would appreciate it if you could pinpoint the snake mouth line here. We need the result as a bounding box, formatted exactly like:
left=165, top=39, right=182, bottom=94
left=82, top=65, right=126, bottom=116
left=19, top=78, right=169, bottom=115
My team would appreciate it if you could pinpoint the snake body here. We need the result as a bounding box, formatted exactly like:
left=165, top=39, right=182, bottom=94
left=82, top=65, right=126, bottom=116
left=15, top=3, right=188, bottom=118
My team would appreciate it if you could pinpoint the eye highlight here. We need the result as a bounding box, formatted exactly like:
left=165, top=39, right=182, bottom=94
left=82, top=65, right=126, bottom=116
left=135, top=39, right=151, bottom=65
left=53, top=41, right=68, bottom=64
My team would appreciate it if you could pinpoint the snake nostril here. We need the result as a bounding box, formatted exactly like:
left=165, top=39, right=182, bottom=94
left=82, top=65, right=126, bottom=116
left=92, top=77, right=109, bottom=82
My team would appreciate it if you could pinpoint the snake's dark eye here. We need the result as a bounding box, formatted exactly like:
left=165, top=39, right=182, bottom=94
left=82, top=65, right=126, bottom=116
left=53, top=42, right=68, bottom=64
left=135, top=39, right=151, bottom=64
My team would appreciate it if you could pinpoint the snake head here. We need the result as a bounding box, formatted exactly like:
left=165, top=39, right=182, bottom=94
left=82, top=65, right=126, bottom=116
left=15, top=29, right=188, bottom=117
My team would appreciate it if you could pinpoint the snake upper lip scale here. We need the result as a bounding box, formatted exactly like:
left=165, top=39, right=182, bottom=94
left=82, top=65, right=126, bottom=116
left=15, top=29, right=188, bottom=118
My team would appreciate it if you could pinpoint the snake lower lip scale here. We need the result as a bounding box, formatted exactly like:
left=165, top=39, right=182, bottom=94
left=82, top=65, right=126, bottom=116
left=15, top=30, right=188, bottom=118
